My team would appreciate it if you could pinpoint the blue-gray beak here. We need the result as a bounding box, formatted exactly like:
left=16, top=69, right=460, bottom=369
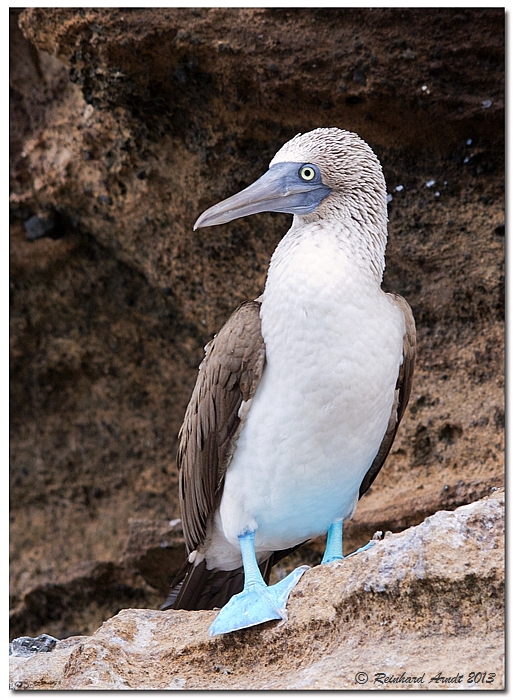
left=193, top=162, right=332, bottom=230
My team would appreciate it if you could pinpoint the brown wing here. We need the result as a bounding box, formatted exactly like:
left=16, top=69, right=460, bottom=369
left=359, top=293, right=416, bottom=498
left=177, top=300, right=266, bottom=554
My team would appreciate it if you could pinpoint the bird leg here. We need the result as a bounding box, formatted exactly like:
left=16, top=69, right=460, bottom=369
left=208, top=530, right=309, bottom=636
left=321, top=519, right=344, bottom=563
left=321, top=519, right=376, bottom=564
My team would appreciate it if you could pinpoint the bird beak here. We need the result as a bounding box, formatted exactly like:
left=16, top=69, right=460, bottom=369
left=193, top=162, right=332, bottom=230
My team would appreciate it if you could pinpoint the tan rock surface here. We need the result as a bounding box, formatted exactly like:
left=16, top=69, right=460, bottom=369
left=10, top=8, right=504, bottom=640
left=10, top=491, right=504, bottom=690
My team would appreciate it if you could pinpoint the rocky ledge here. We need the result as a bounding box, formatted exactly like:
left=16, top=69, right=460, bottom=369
left=9, top=490, right=504, bottom=690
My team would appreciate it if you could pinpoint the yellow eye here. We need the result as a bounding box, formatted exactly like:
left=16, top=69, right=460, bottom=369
left=299, top=165, right=316, bottom=181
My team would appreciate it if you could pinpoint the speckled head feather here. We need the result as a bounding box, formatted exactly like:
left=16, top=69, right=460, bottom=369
left=271, top=127, right=388, bottom=279
left=270, top=127, right=385, bottom=195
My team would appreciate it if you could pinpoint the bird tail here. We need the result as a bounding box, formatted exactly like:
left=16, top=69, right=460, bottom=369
left=160, top=558, right=246, bottom=611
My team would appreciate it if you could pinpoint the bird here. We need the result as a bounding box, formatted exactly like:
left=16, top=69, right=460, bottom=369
left=162, top=127, right=416, bottom=636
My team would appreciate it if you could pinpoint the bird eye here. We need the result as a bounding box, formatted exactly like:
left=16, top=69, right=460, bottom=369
left=299, top=165, right=316, bottom=181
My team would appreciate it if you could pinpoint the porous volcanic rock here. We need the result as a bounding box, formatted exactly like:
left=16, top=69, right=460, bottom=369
left=10, top=8, right=504, bottom=640
left=9, top=491, right=505, bottom=690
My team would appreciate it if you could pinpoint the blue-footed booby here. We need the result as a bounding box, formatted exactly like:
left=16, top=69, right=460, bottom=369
left=162, top=127, right=416, bottom=636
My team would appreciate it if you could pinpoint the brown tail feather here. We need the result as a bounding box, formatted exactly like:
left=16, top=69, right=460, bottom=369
left=161, top=559, right=245, bottom=611
left=161, top=542, right=306, bottom=611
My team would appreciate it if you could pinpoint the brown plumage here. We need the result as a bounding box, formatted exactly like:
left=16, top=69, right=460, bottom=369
left=177, top=300, right=265, bottom=555
left=359, top=294, right=416, bottom=497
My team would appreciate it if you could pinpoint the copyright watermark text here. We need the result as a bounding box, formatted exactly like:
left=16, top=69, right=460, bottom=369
left=354, top=671, right=497, bottom=686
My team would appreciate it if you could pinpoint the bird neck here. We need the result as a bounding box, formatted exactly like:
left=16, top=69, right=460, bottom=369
left=260, top=219, right=386, bottom=336
left=266, top=206, right=388, bottom=294
left=260, top=216, right=390, bottom=368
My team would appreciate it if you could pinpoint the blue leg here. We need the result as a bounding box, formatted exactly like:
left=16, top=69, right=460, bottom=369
left=321, top=520, right=343, bottom=563
left=208, top=531, right=309, bottom=636
left=321, top=520, right=376, bottom=564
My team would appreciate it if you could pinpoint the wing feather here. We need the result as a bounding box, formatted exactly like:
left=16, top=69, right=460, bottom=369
left=178, top=300, right=266, bottom=553
left=359, top=293, right=416, bottom=497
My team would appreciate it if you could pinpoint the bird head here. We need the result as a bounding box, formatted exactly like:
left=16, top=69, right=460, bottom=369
left=193, top=127, right=386, bottom=231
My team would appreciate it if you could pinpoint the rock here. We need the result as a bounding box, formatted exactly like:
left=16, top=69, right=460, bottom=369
left=23, top=214, right=56, bottom=241
left=8, top=519, right=187, bottom=642
left=10, top=8, right=504, bottom=640
left=9, top=636, right=88, bottom=691
left=10, top=634, right=58, bottom=657
left=9, top=491, right=505, bottom=690
left=121, top=518, right=186, bottom=594
left=9, top=560, right=162, bottom=642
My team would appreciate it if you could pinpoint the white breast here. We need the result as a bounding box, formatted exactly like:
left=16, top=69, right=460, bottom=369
left=207, top=221, right=405, bottom=570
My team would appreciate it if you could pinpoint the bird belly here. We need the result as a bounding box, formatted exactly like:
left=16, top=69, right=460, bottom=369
left=219, top=369, right=387, bottom=553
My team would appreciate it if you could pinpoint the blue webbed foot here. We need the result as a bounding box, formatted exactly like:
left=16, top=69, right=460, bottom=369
left=208, top=528, right=310, bottom=639
left=345, top=539, right=376, bottom=558
left=209, top=565, right=308, bottom=636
